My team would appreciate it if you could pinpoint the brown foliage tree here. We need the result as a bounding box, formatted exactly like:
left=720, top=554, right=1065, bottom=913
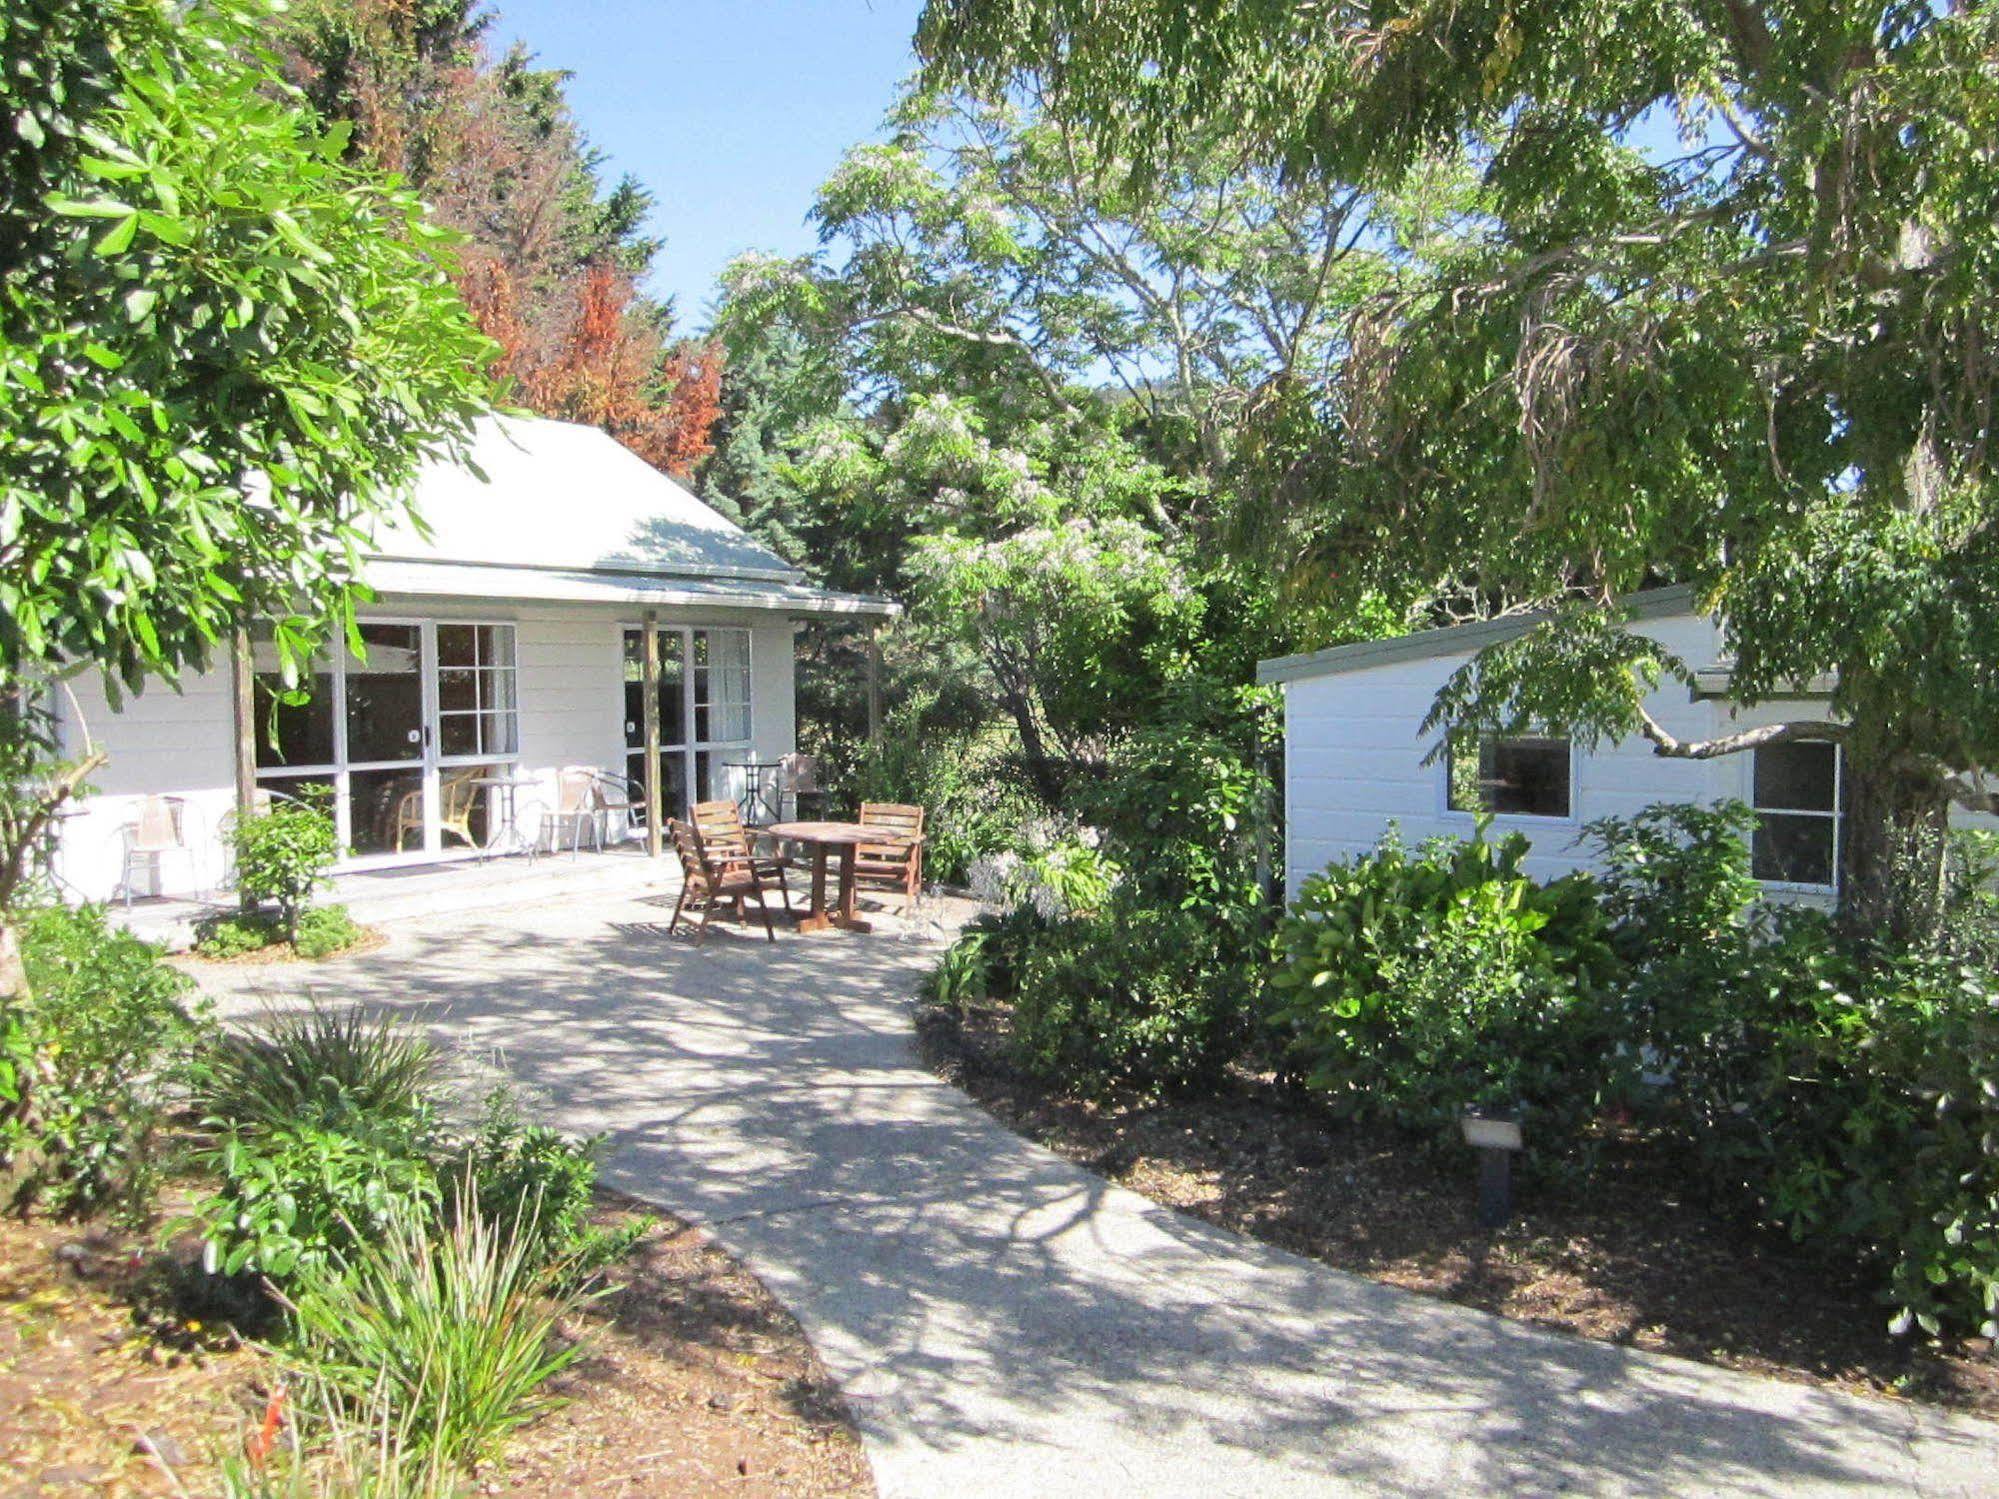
left=280, top=0, right=722, bottom=473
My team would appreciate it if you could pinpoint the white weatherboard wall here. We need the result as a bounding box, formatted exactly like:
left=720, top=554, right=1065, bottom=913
left=54, top=604, right=800, bottom=904
left=1278, top=610, right=1737, bottom=895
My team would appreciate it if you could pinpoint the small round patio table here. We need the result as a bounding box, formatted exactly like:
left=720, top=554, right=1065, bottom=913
left=764, top=820, right=891, bottom=934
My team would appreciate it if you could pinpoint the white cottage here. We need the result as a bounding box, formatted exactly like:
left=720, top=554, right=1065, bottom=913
left=53, top=414, right=894, bottom=903
left=1257, top=587, right=1866, bottom=900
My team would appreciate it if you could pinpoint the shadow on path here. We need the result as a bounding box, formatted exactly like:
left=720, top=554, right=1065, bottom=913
left=194, top=899, right=1999, bottom=1498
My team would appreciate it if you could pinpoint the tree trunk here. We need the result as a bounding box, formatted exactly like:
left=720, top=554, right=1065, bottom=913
left=0, top=918, right=33, bottom=1159
left=1839, top=757, right=1951, bottom=947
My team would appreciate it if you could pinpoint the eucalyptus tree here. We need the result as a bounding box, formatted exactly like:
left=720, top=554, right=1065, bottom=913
left=0, top=0, right=491, bottom=991
left=921, top=0, right=1999, bottom=936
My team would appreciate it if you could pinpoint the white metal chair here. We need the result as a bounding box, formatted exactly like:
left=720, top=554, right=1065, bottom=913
left=591, top=769, right=646, bottom=842
left=540, top=766, right=605, bottom=858
left=778, top=752, right=821, bottom=820
left=119, top=795, right=202, bottom=907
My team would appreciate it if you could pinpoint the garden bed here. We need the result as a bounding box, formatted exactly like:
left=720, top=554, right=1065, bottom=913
left=0, top=1191, right=873, bottom=1496
left=919, top=1002, right=1999, bottom=1419
left=174, top=925, right=388, bottom=966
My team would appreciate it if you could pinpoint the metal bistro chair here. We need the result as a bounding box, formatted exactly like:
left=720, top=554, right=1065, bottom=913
left=691, top=798, right=792, bottom=915
left=119, top=794, right=203, bottom=908
left=778, top=751, right=824, bottom=820
left=541, top=766, right=606, bottom=859
left=592, top=769, right=646, bottom=843
left=666, top=817, right=778, bottom=945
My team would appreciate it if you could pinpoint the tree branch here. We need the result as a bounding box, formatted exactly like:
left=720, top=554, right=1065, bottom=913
left=1633, top=702, right=1845, bottom=759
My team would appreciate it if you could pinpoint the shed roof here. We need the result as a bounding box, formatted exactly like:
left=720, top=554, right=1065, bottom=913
left=1254, top=585, right=1695, bottom=685
left=363, top=415, right=896, bottom=616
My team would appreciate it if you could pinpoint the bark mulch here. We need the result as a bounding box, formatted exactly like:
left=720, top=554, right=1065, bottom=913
left=0, top=1195, right=873, bottom=1497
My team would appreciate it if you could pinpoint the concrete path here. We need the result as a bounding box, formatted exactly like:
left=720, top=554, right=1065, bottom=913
left=189, top=893, right=1999, bottom=1497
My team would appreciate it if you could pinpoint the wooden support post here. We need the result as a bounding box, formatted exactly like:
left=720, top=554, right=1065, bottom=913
left=865, top=621, right=883, bottom=746
left=641, top=611, right=664, bottom=858
left=230, top=627, right=258, bottom=823
left=230, top=627, right=258, bottom=911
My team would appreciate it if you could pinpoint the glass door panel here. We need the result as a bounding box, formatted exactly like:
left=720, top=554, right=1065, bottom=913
left=343, top=624, right=425, bottom=767
left=623, top=628, right=690, bottom=824
left=342, top=623, right=427, bottom=856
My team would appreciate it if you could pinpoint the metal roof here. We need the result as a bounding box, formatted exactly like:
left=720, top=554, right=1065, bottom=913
left=365, top=559, right=899, bottom=618
left=360, top=414, right=895, bottom=616
left=1255, top=586, right=1696, bottom=685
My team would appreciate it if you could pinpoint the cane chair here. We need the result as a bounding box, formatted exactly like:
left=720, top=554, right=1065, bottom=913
left=665, top=818, right=777, bottom=945
left=854, top=802, right=925, bottom=915
left=394, top=763, right=491, bottom=852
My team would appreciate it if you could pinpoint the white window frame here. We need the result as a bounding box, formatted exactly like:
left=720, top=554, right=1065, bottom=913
left=251, top=617, right=521, bottom=864
left=1749, top=739, right=1843, bottom=894
left=1439, top=730, right=1580, bottom=825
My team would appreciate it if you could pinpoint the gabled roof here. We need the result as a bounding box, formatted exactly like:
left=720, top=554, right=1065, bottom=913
left=1255, top=585, right=1695, bottom=685
left=363, top=414, right=898, bottom=616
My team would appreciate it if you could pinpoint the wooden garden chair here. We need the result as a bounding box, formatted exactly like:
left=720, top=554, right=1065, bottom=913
left=854, top=801, right=926, bottom=914
left=665, top=817, right=777, bottom=945
left=691, top=798, right=792, bottom=913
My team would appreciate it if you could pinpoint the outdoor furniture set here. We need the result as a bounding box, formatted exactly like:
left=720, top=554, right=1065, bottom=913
left=665, top=799, right=927, bottom=945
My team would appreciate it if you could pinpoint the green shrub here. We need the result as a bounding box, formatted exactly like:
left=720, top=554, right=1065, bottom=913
left=233, top=791, right=339, bottom=938
left=1268, top=823, right=1625, bottom=1152
left=3, top=902, right=203, bottom=1215
left=1006, top=897, right=1254, bottom=1097
left=197, top=1003, right=440, bottom=1139
left=1585, top=802, right=1999, bottom=1337
left=197, top=1123, right=441, bottom=1284
left=282, top=1182, right=590, bottom=1474
left=195, top=906, right=365, bottom=961
left=195, top=913, right=280, bottom=959
left=453, top=1090, right=649, bottom=1282
left=293, top=906, right=365, bottom=960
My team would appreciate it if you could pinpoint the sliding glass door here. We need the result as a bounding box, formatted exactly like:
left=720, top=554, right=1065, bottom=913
left=622, top=626, right=752, bottom=824
left=251, top=620, right=520, bottom=862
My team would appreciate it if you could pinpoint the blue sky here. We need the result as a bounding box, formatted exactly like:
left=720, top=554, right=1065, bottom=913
left=486, top=0, right=924, bottom=332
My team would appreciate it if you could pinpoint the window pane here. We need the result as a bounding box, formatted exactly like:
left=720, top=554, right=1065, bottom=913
left=1753, top=740, right=1837, bottom=812
left=439, top=713, right=479, bottom=757
left=1449, top=734, right=1570, bottom=817
left=476, top=625, right=513, bottom=668
left=436, top=623, right=477, bottom=670
left=438, top=668, right=476, bottom=712
left=252, top=668, right=336, bottom=768
left=1753, top=813, right=1835, bottom=886
left=349, top=766, right=426, bottom=855
left=343, top=624, right=423, bottom=763
left=479, top=711, right=518, bottom=755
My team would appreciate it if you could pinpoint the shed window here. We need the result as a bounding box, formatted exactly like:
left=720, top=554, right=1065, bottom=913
left=1447, top=733, right=1572, bottom=819
left=1751, top=740, right=1842, bottom=888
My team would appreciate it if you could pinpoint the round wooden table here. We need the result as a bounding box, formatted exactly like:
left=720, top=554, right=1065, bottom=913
left=764, top=820, right=891, bottom=934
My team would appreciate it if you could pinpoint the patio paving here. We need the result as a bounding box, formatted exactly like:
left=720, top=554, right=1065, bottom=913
left=187, top=890, right=1999, bottom=1498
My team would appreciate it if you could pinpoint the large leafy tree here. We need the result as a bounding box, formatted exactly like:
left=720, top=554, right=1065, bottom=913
left=922, top=0, right=1999, bottom=936
left=710, top=80, right=1431, bottom=796
left=0, top=0, right=491, bottom=985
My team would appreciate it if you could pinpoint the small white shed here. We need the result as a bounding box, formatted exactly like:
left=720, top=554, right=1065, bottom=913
left=52, top=414, right=894, bottom=903
left=1256, top=588, right=1857, bottom=900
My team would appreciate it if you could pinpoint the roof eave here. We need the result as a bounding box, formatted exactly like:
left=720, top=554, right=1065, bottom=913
left=1255, top=584, right=1699, bottom=686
